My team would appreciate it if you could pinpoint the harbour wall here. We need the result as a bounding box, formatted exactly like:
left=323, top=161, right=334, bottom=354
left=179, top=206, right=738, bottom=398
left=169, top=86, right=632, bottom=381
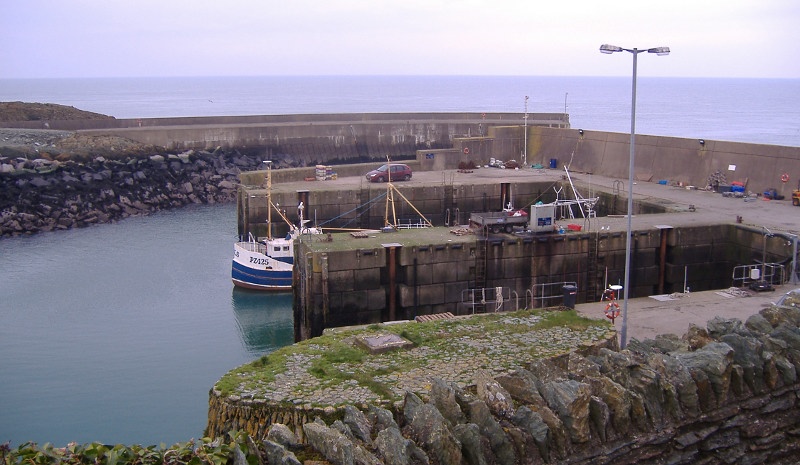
left=9, top=111, right=799, bottom=194
left=522, top=126, right=800, bottom=195
left=206, top=307, right=800, bottom=464
left=4, top=112, right=569, bottom=167
left=6, top=112, right=799, bottom=193
left=293, top=223, right=789, bottom=340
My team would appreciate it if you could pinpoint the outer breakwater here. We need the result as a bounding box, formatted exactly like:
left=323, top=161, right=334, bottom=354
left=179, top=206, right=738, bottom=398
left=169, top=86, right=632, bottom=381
left=0, top=148, right=259, bottom=237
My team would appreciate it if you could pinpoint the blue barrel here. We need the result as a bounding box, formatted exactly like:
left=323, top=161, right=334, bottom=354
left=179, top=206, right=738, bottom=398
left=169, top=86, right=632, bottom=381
left=549, top=158, right=557, bottom=169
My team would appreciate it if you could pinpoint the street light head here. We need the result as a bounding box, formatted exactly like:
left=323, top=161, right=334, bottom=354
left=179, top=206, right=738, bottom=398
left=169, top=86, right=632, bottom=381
left=648, top=47, right=670, bottom=56
left=600, top=44, right=623, bottom=54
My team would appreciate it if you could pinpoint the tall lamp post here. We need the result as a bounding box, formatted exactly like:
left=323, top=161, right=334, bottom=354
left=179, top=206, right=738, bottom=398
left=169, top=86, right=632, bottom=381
left=600, top=44, right=669, bottom=349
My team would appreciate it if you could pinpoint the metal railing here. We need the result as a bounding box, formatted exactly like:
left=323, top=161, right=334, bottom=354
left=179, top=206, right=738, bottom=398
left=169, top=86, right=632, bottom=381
left=530, top=281, right=577, bottom=308
left=461, top=287, right=511, bottom=314
left=731, top=263, right=785, bottom=288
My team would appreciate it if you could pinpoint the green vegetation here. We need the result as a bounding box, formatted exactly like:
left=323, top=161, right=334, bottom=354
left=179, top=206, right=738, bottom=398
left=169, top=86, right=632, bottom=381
left=0, top=431, right=257, bottom=465
left=215, top=308, right=613, bottom=405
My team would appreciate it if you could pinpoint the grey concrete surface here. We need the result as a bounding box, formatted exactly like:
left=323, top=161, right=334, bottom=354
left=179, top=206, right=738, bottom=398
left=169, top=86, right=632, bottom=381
left=575, top=283, right=794, bottom=342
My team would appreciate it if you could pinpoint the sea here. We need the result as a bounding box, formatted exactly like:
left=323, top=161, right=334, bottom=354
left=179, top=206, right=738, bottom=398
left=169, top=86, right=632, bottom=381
left=0, top=75, right=798, bottom=448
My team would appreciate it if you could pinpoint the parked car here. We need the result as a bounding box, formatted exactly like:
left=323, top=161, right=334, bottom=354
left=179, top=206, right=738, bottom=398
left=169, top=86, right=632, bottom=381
left=365, top=163, right=413, bottom=182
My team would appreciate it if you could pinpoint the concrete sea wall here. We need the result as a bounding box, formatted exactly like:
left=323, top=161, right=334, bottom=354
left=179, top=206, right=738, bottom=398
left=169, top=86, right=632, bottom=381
left=7, top=112, right=799, bottom=203
left=293, top=224, right=785, bottom=339
left=206, top=306, right=800, bottom=464
left=3, top=112, right=569, bottom=166
left=525, top=126, right=800, bottom=196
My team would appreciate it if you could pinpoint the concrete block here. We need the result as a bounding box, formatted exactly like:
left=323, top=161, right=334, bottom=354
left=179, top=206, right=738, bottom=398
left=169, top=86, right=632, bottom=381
left=325, top=248, right=385, bottom=272
left=503, top=255, right=531, bottom=280
left=354, top=268, right=380, bottom=291
left=444, top=281, right=471, bottom=303
left=399, top=283, right=445, bottom=307
left=668, top=244, right=714, bottom=265
left=399, top=246, right=429, bottom=265
left=404, top=261, right=433, bottom=285
left=432, top=261, right=460, bottom=283
left=460, top=263, right=475, bottom=282
left=327, top=269, right=355, bottom=293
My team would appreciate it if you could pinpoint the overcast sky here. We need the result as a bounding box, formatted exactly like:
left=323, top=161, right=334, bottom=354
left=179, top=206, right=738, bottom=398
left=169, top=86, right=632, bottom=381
left=2, top=0, right=798, bottom=79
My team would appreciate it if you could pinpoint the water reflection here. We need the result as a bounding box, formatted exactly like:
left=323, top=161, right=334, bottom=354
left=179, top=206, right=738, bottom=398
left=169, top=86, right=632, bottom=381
left=231, top=288, right=295, bottom=356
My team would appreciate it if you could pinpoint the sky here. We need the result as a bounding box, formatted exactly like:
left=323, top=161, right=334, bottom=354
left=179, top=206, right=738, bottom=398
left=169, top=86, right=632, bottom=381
left=1, top=0, right=798, bottom=79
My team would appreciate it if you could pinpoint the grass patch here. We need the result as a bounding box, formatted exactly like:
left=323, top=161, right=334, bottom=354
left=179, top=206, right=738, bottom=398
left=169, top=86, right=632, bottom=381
left=215, top=307, right=613, bottom=403
left=309, top=344, right=366, bottom=378
left=532, top=309, right=600, bottom=331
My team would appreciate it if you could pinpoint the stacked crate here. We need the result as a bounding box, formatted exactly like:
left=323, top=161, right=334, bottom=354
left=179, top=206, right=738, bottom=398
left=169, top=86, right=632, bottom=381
left=315, top=165, right=337, bottom=181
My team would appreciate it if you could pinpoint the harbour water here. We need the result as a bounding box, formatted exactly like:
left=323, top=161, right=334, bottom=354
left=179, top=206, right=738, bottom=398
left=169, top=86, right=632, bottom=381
left=1, top=75, right=799, bottom=447
left=0, top=203, right=294, bottom=447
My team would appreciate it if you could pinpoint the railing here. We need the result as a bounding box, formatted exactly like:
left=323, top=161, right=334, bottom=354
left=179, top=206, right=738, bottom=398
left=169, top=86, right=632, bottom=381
left=235, top=233, right=265, bottom=253
left=530, top=281, right=577, bottom=308
left=396, top=219, right=432, bottom=229
left=731, top=263, right=785, bottom=288
left=461, top=287, right=511, bottom=314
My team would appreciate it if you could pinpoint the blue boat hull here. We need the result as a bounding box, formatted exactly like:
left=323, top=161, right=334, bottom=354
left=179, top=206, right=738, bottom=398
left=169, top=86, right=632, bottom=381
left=231, top=260, right=293, bottom=290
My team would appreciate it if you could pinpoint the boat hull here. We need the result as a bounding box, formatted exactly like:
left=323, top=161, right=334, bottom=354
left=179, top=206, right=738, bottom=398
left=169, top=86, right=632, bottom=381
left=231, top=242, right=293, bottom=291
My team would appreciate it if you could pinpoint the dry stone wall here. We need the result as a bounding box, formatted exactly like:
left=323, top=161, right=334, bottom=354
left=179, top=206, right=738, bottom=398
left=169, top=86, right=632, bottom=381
left=207, top=305, right=800, bottom=464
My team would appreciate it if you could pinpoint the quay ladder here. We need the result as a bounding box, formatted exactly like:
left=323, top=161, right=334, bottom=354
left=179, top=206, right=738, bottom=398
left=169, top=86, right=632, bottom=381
left=475, top=235, right=489, bottom=291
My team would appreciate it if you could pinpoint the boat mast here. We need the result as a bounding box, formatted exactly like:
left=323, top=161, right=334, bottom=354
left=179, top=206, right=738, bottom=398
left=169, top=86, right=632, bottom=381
left=265, top=160, right=272, bottom=240
left=384, top=156, right=397, bottom=228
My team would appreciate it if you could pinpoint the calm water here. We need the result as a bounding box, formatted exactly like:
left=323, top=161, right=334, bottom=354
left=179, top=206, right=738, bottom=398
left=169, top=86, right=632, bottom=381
left=1, top=75, right=799, bottom=447
left=0, top=204, right=294, bottom=447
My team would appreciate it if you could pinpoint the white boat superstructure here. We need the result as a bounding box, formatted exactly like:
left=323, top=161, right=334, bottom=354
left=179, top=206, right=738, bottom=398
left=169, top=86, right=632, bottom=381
left=231, top=162, right=321, bottom=291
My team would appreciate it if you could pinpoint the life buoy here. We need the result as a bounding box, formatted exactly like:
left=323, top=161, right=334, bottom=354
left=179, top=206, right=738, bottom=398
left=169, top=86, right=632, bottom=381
left=463, top=147, right=470, bottom=154
left=781, top=173, right=790, bottom=183
left=604, top=301, right=621, bottom=319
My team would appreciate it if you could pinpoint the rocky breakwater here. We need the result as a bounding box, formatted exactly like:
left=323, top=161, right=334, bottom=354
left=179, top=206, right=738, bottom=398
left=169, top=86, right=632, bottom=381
left=207, top=305, right=800, bottom=465
left=0, top=148, right=265, bottom=237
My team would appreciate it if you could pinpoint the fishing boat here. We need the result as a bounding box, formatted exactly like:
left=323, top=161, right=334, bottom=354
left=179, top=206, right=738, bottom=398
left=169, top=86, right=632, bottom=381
left=231, top=162, right=320, bottom=291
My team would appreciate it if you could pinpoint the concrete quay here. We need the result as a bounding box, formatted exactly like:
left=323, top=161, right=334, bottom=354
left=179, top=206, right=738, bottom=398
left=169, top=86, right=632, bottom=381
left=286, top=164, right=800, bottom=340
left=449, top=167, right=800, bottom=343
left=575, top=282, right=795, bottom=343
left=264, top=163, right=800, bottom=237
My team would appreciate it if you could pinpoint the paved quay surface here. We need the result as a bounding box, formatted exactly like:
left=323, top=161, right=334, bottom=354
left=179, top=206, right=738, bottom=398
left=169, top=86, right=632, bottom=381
left=574, top=283, right=795, bottom=343
left=278, top=165, right=800, bottom=235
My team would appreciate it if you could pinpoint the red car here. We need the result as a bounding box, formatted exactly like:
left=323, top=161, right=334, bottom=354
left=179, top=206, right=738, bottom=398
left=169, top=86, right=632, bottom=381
left=365, top=163, right=413, bottom=182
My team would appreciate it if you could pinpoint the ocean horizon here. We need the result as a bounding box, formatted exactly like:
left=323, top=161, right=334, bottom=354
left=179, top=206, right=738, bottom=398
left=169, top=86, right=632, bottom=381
left=2, top=75, right=798, bottom=147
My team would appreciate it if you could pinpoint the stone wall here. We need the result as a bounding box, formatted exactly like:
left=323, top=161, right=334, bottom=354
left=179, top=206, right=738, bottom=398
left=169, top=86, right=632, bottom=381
left=206, top=305, right=800, bottom=464
left=0, top=148, right=263, bottom=237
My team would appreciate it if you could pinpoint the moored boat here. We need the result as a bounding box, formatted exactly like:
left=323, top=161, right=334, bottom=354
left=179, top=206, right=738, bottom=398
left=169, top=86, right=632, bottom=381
left=231, top=162, right=320, bottom=291
left=232, top=233, right=295, bottom=290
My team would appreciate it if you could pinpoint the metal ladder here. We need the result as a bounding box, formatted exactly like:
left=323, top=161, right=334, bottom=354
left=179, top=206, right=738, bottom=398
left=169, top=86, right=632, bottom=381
left=474, top=235, right=488, bottom=290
